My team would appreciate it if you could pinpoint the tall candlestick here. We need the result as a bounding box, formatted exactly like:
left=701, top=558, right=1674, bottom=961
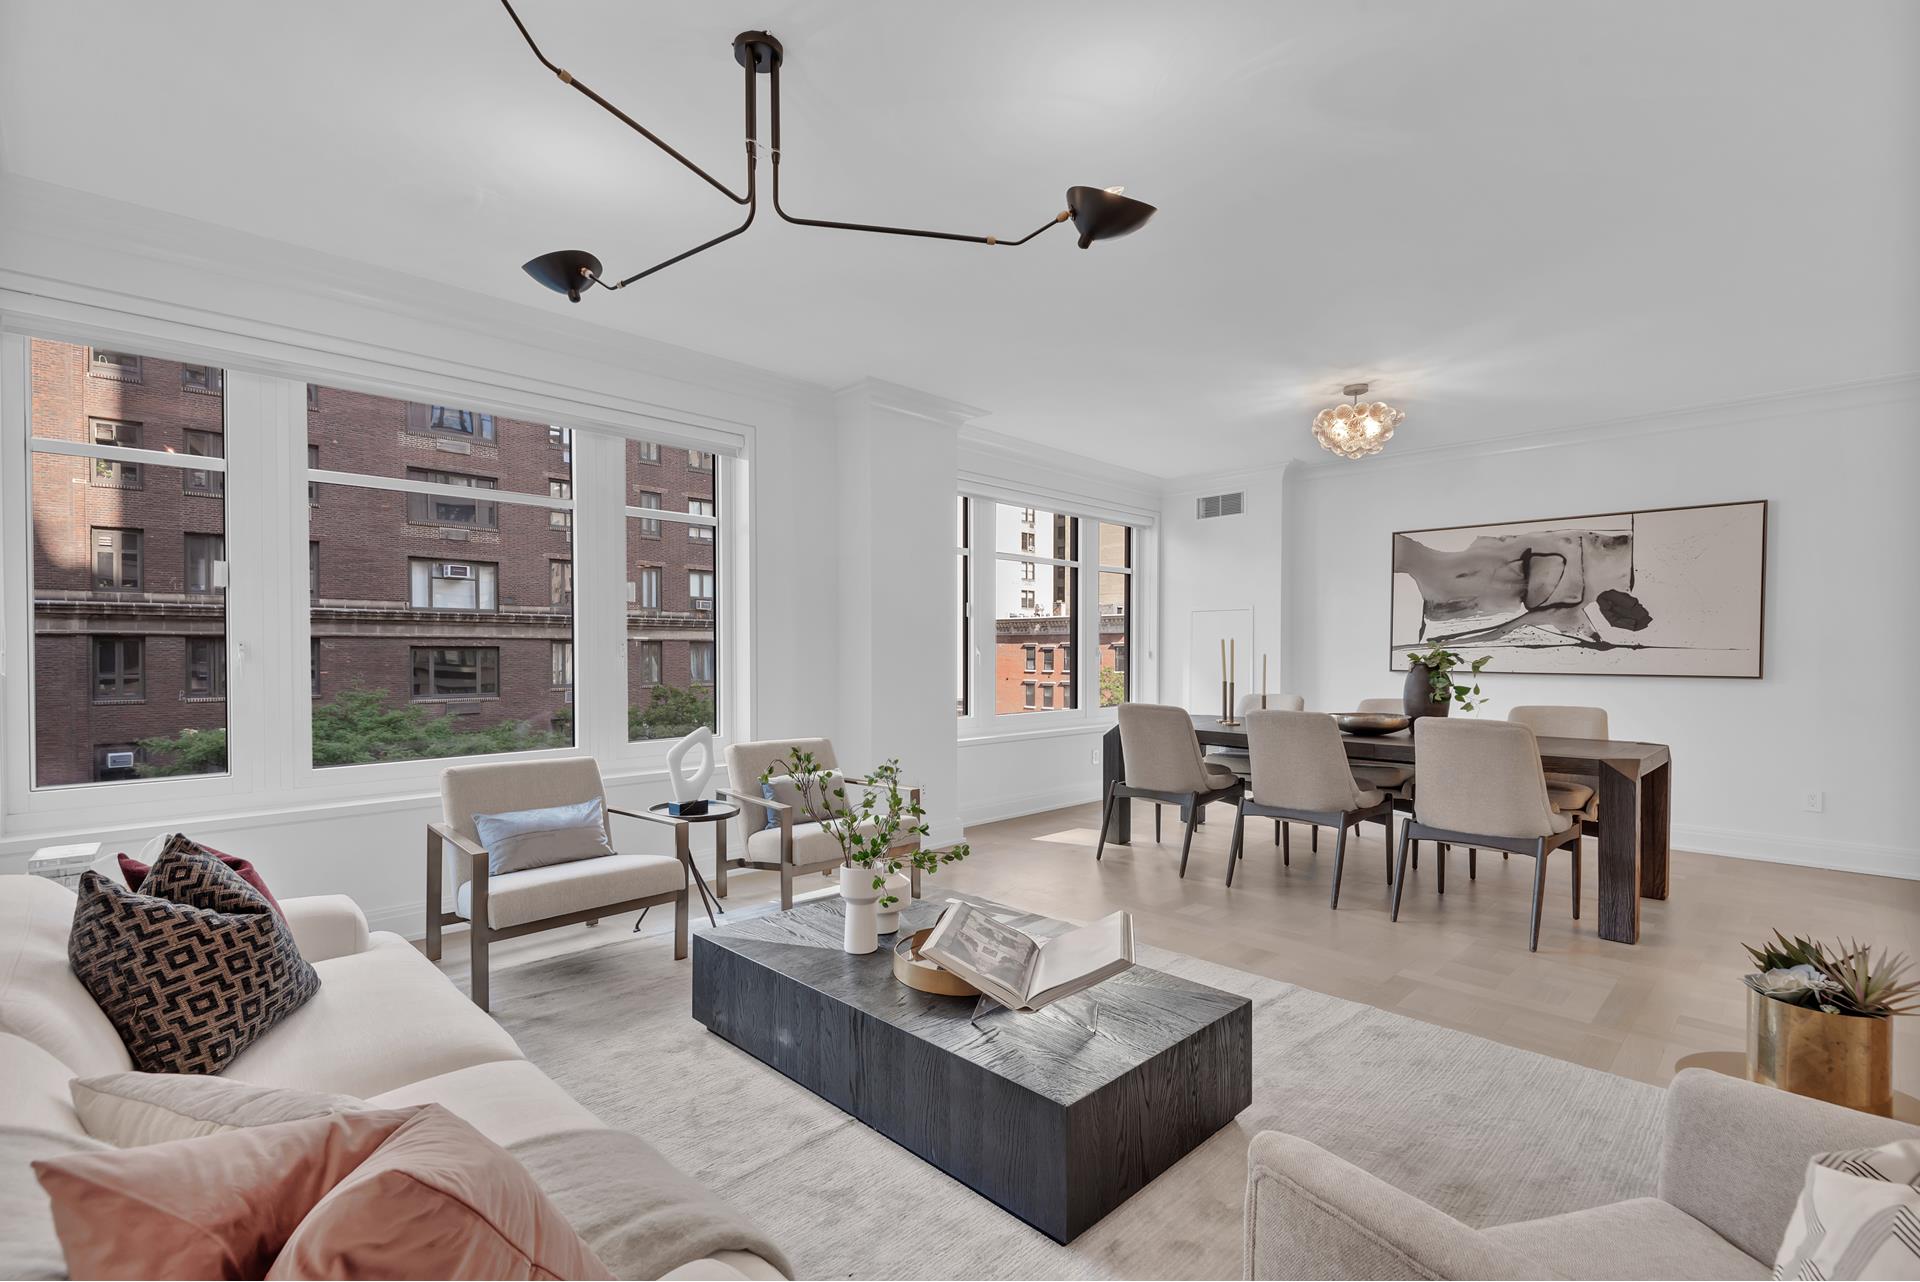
left=1262, top=653, right=1269, bottom=709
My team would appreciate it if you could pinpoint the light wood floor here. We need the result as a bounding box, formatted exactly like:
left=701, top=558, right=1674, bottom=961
left=432, top=797, right=1920, bottom=1098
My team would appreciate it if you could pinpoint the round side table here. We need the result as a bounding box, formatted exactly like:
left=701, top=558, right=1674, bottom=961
left=635, top=800, right=738, bottom=931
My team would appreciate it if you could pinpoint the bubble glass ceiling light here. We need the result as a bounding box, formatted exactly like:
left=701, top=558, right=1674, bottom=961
left=1312, top=383, right=1404, bottom=460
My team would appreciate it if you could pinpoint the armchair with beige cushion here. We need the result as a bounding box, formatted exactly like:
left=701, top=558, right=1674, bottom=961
left=718, top=737, right=922, bottom=911
left=426, top=758, right=691, bottom=1011
left=1244, top=1068, right=1920, bottom=1280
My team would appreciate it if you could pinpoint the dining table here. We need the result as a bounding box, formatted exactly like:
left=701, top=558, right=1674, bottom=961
left=1099, top=714, right=1672, bottom=945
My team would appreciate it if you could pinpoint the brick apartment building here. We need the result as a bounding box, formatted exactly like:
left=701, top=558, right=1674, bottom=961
left=987, top=507, right=1129, bottom=714
left=28, top=338, right=715, bottom=787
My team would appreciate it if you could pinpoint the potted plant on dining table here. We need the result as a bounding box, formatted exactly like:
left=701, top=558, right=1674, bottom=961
left=758, top=749, right=969, bottom=955
left=1400, top=645, right=1491, bottom=721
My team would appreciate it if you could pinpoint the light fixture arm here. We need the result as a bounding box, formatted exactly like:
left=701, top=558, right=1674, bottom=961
left=500, top=0, right=752, bottom=206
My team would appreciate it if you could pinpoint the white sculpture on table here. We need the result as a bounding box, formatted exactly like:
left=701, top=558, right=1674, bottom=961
left=664, top=725, right=714, bottom=816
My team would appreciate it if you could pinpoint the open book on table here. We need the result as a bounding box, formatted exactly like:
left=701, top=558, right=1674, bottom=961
left=919, top=901, right=1134, bottom=1013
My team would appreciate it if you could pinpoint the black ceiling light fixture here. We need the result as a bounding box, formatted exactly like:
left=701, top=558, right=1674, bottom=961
left=499, top=0, right=1156, bottom=300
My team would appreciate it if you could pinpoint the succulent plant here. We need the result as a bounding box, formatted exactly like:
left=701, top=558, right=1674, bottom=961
left=1742, top=930, right=1920, bottom=1018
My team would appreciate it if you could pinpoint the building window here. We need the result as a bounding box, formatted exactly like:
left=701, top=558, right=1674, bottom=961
left=1022, top=681, right=1036, bottom=709
left=90, top=419, right=142, bottom=488
left=309, top=542, right=319, bottom=601
left=410, top=404, right=496, bottom=440
left=1041, top=647, right=1055, bottom=674
left=1098, top=521, right=1133, bottom=706
left=89, top=349, right=142, bottom=382
left=185, top=639, right=226, bottom=698
left=549, top=479, right=573, bottom=537
left=307, top=444, right=319, bottom=504
left=1020, top=589, right=1037, bottom=610
left=92, top=529, right=143, bottom=590
left=94, top=637, right=145, bottom=701
left=182, top=430, right=224, bottom=496
left=181, top=364, right=222, bottom=394
left=404, top=468, right=499, bottom=528
left=688, top=498, right=714, bottom=540
left=689, top=641, right=716, bottom=684
left=550, top=560, right=573, bottom=606
left=635, top=491, right=662, bottom=538
left=638, top=640, right=663, bottom=685
left=311, top=639, right=321, bottom=698
left=306, top=383, right=321, bottom=411
left=548, top=426, right=572, bottom=461
left=1024, top=644, right=1037, bottom=672
left=636, top=440, right=660, bottom=463
left=689, top=570, right=715, bottom=611
left=411, top=647, right=499, bottom=699
left=551, top=641, right=574, bottom=690
left=1020, top=531, right=1036, bottom=552
left=408, top=559, right=497, bottom=610
left=1042, top=684, right=1055, bottom=709
left=688, top=449, right=713, bottom=471
left=635, top=566, right=662, bottom=610
left=1021, top=561, right=1036, bottom=582
left=974, top=499, right=1091, bottom=718
left=185, top=533, right=225, bottom=594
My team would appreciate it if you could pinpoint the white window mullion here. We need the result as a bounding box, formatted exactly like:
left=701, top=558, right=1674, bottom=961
left=572, top=429, right=627, bottom=763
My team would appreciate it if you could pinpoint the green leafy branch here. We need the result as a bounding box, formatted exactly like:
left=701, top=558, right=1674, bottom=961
left=759, top=751, right=969, bottom=908
left=1403, top=646, right=1491, bottom=713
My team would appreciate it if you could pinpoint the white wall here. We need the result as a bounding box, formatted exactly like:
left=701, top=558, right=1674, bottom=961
left=1159, top=467, right=1290, bottom=713
left=1277, top=380, right=1920, bottom=879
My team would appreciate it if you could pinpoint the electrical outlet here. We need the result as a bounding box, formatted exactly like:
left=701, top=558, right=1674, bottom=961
left=1089, top=746, right=1101, bottom=766
left=1803, top=791, right=1824, bottom=814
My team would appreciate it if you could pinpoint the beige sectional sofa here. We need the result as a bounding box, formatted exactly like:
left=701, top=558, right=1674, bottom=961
left=1244, top=1066, right=1920, bottom=1280
left=0, top=873, right=784, bottom=1281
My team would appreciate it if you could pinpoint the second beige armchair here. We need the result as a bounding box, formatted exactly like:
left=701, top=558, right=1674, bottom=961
left=720, top=736, right=923, bottom=910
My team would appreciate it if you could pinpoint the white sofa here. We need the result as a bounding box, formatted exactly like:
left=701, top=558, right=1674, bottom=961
left=0, top=873, right=784, bottom=1281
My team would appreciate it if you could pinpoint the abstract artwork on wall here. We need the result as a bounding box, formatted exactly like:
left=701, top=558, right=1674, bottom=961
left=1389, top=500, right=1766, bottom=677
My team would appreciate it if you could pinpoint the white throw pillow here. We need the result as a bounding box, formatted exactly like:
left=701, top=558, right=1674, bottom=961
left=1774, top=1137, right=1920, bottom=1280
left=70, top=1072, right=364, bottom=1148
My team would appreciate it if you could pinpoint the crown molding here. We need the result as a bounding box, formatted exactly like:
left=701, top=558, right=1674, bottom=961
left=836, top=377, right=988, bottom=429
left=1283, top=373, right=1920, bottom=482
left=0, top=173, right=825, bottom=411
left=957, top=423, right=1164, bottom=510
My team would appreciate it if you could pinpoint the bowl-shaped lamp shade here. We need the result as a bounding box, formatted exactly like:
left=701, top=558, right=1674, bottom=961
left=523, top=249, right=604, bottom=302
left=1066, top=186, right=1156, bottom=249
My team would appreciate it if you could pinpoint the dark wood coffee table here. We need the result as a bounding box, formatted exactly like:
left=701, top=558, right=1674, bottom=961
left=691, top=894, right=1251, bottom=1242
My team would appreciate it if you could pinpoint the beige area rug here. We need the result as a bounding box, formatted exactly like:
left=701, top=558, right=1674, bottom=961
left=492, top=920, right=1663, bottom=1280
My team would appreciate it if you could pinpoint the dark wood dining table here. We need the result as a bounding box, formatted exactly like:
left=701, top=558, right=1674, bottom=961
left=1099, top=715, right=1672, bottom=945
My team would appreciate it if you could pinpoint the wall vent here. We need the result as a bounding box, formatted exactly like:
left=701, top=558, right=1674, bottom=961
left=1196, top=491, right=1245, bottom=520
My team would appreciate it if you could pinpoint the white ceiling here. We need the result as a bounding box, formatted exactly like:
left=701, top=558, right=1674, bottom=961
left=2, top=1, right=1915, bottom=477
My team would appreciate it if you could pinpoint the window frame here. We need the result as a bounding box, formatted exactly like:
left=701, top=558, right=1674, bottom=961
left=1, top=322, right=744, bottom=830
left=956, top=491, right=1151, bottom=740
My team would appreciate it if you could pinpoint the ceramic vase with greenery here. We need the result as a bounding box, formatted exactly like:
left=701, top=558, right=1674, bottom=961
left=1400, top=646, right=1491, bottom=719
left=1740, top=931, right=1916, bottom=1115
left=759, top=749, right=970, bottom=954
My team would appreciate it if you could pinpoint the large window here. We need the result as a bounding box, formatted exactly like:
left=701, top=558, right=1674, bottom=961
left=626, top=438, right=718, bottom=742
left=309, top=384, right=572, bottom=766
left=25, top=340, right=229, bottom=785
left=956, top=493, right=1145, bottom=726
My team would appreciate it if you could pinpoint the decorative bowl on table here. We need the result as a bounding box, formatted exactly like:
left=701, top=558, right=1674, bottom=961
left=1333, top=712, right=1412, bottom=736
left=892, top=929, right=980, bottom=997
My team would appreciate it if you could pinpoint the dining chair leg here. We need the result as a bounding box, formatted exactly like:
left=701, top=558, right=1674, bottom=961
left=1571, top=844, right=1582, bottom=920
left=1154, top=804, right=1163, bottom=843
left=1437, top=842, right=1447, bottom=895
left=1391, top=823, right=1413, bottom=921
left=1412, top=842, right=1419, bottom=870
left=1095, top=780, right=1117, bottom=862
left=1329, top=822, right=1349, bottom=909
left=1274, top=820, right=1281, bottom=846
left=1382, top=812, right=1395, bottom=886
left=1469, top=848, right=1477, bottom=881
left=1226, top=805, right=1246, bottom=887
left=1311, top=826, right=1319, bottom=853
left=1178, top=799, right=1200, bottom=879
left=1281, top=822, right=1290, bottom=866
left=1528, top=841, right=1549, bottom=951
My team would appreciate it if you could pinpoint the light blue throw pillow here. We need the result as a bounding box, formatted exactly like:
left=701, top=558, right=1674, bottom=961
left=473, top=798, right=612, bottom=876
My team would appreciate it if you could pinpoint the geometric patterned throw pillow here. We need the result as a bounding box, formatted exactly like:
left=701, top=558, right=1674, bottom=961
left=1774, top=1137, right=1920, bottom=1280
left=66, top=846, right=321, bottom=1076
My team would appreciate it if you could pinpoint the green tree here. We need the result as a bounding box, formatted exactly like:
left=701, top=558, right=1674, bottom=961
left=134, top=727, right=228, bottom=778
left=1099, top=665, right=1127, bottom=707
left=628, top=684, right=716, bottom=742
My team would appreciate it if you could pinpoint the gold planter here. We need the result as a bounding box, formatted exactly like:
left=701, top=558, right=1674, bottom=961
left=1746, top=987, right=1894, bottom=1116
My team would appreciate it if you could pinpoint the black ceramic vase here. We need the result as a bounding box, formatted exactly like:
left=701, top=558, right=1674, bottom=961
left=1403, top=663, right=1450, bottom=721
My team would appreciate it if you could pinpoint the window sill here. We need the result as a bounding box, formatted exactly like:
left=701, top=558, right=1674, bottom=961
left=179, top=694, right=225, bottom=704
left=958, top=718, right=1115, bottom=748
left=92, top=696, right=147, bottom=707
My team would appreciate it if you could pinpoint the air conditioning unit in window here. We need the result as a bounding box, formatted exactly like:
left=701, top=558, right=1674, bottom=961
left=691, top=598, right=715, bottom=612
left=104, top=751, right=136, bottom=771
left=434, top=563, right=474, bottom=579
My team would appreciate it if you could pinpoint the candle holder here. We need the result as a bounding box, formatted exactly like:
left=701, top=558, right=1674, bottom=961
left=1220, top=681, right=1242, bottom=727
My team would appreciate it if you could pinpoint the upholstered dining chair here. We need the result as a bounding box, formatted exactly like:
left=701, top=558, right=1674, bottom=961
left=1229, top=711, right=1394, bottom=906
left=1392, top=719, right=1582, bottom=951
left=1508, top=704, right=1607, bottom=829
left=1096, top=703, right=1244, bottom=878
left=426, top=757, right=691, bottom=1010
left=1203, top=691, right=1308, bottom=848
left=717, top=737, right=922, bottom=911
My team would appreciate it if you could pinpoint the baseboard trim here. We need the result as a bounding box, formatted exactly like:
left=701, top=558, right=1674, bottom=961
left=960, top=784, right=1099, bottom=828
left=1671, top=824, right=1918, bottom=881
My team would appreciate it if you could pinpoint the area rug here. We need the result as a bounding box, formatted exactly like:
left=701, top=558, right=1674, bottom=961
left=491, top=922, right=1663, bottom=1280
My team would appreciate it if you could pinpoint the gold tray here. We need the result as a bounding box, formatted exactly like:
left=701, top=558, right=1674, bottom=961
left=892, top=928, right=979, bottom=997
